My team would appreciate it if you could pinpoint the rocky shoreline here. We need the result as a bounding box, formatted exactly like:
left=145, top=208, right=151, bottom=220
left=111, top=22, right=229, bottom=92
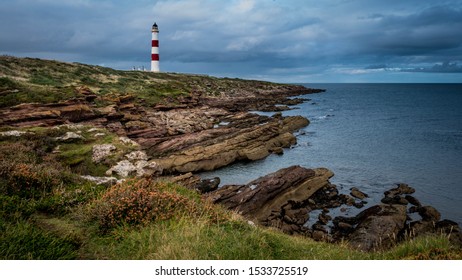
left=1, top=75, right=460, bottom=252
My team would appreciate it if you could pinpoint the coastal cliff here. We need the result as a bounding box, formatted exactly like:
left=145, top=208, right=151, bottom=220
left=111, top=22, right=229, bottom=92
left=1, top=56, right=460, bottom=259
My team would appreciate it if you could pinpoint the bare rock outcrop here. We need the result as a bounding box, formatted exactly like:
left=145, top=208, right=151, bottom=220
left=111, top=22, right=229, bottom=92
left=207, top=166, right=334, bottom=233
left=150, top=115, right=309, bottom=173
left=207, top=167, right=462, bottom=252
left=331, top=183, right=462, bottom=252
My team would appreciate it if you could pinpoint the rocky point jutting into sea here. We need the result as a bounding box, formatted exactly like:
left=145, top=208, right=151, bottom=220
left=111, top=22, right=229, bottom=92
left=1, top=56, right=460, bottom=252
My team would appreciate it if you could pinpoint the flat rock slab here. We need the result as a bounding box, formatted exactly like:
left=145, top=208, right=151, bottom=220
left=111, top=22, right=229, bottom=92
left=207, top=165, right=333, bottom=225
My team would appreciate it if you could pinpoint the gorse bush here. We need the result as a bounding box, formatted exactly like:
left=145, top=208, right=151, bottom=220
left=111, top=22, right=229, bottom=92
left=94, top=179, right=194, bottom=232
left=93, top=178, right=233, bottom=233
left=0, top=141, right=74, bottom=199
left=6, top=163, right=60, bottom=198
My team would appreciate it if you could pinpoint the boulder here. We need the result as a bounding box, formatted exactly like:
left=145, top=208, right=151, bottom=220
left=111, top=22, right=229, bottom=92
left=381, top=195, right=409, bottom=205
left=404, top=195, right=422, bottom=207
left=0, top=130, right=30, bottom=137
left=207, top=166, right=334, bottom=234
left=195, top=177, right=221, bottom=194
left=347, top=204, right=408, bottom=252
left=350, top=187, right=368, bottom=200
left=92, top=144, right=116, bottom=163
left=80, top=175, right=119, bottom=186
left=125, top=150, right=148, bottom=161
left=106, top=160, right=137, bottom=178
left=384, top=183, right=415, bottom=196
left=418, top=206, right=441, bottom=222
left=119, top=136, right=139, bottom=146
left=55, top=131, right=84, bottom=142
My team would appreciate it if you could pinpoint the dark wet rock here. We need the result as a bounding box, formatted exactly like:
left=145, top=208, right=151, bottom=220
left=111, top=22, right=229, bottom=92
left=312, top=222, right=328, bottom=233
left=418, top=206, right=441, bottom=222
left=350, top=187, right=368, bottom=200
left=384, top=183, right=415, bottom=196
left=381, top=195, right=409, bottom=205
left=353, top=201, right=367, bottom=209
left=285, top=208, right=309, bottom=225
left=196, top=177, right=221, bottom=194
left=312, top=230, right=329, bottom=242
left=436, top=220, right=462, bottom=246
left=406, top=218, right=462, bottom=247
left=345, top=196, right=355, bottom=206
left=308, top=184, right=348, bottom=210
left=347, top=204, right=408, bottom=252
left=318, top=213, right=332, bottom=225
left=336, top=221, right=354, bottom=232
left=404, top=195, right=422, bottom=207
left=406, top=220, right=437, bottom=238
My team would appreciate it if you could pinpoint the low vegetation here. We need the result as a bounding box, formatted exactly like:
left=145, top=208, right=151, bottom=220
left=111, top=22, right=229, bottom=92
left=0, top=55, right=280, bottom=108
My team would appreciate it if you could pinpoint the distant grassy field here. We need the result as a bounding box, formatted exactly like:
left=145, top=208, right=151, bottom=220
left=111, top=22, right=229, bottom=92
left=0, top=55, right=281, bottom=108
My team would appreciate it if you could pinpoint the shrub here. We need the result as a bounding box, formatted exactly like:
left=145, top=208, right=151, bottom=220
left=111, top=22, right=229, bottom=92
left=92, top=178, right=234, bottom=233
left=94, top=179, right=195, bottom=232
left=5, top=163, right=60, bottom=198
left=0, top=140, right=78, bottom=199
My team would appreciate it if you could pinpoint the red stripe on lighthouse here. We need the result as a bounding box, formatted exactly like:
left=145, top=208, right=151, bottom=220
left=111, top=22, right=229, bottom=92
left=151, top=54, right=159, bottom=60
left=152, top=40, right=159, bottom=47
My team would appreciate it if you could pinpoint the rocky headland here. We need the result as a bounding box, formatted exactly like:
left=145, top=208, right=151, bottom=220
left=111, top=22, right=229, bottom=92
left=1, top=56, right=460, bottom=254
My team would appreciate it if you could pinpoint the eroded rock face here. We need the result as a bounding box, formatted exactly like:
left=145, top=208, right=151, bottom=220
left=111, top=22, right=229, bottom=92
left=207, top=166, right=334, bottom=233
left=0, top=84, right=315, bottom=174
left=208, top=168, right=462, bottom=252
left=151, top=115, right=308, bottom=173
left=331, top=183, right=462, bottom=252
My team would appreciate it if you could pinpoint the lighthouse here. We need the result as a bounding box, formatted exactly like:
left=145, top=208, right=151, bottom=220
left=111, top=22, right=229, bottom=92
left=151, top=22, right=160, bottom=72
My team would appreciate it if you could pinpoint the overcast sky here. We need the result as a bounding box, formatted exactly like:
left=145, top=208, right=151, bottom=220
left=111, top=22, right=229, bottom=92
left=1, top=0, right=462, bottom=82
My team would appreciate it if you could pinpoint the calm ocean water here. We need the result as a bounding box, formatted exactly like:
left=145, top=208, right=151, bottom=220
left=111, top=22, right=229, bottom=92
left=201, top=83, right=462, bottom=224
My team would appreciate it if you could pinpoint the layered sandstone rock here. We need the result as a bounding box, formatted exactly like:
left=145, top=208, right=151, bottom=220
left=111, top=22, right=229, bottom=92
left=207, top=167, right=462, bottom=252
left=150, top=116, right=308, bottom=173
left=207, top=166, right=334, bottom=233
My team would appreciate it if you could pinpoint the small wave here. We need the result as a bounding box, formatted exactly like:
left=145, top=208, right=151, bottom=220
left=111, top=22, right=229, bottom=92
left=313, top=114, right=334, bottom=120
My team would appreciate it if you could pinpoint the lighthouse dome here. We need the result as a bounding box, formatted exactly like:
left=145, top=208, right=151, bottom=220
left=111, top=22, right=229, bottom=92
left=152, top=22, right=159, bottom=32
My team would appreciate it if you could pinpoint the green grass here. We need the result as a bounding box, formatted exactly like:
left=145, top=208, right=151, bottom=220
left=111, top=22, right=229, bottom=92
left=0, top=218, right=79, bottom=260
left=0, top=55, right=284, bottom=108
left=88, top=218, right=360, bottom=259
left=73, top=213, right=462, bottom=260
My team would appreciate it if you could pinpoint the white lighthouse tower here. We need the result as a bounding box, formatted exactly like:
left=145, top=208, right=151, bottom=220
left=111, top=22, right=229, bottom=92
left=151, top=22, right=160, bottom=72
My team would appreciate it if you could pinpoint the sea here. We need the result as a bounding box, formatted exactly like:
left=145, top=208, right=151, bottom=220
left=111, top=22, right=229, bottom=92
left=200, top=83, right=462, bottom=224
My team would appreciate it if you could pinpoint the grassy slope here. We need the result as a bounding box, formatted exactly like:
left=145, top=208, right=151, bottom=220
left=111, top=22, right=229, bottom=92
left=0, top=56, right=461, bottom=260
left=0, top=55, right=280, bottom=108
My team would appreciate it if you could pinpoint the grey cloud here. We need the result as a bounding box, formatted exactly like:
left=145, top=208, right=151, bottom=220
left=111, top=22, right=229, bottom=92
left=364, top=6, right=462, bottom=56
left=403, top=62, right=462, bottom=73
left=365, top=64, right=389, bottom=70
